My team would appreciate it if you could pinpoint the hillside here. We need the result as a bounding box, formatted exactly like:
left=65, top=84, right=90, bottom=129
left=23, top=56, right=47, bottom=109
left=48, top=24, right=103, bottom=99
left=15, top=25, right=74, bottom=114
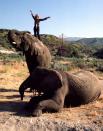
left=64, top=37, right=82, bottom=42
left=0, top=29, right=12, bottom=49
left=0, top=28, right=103, bottom=46
left=1, top=29, right=103, bottom=50
left=77, top=38, right=103, bottom=46
left=64, top=36, right=103, bottom=46
left=0, top=28, right=103, bottom=66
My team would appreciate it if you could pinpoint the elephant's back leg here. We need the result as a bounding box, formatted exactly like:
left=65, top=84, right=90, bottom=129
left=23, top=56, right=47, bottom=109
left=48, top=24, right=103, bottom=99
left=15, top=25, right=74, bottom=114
left=66, top=72, right=101, bottom=106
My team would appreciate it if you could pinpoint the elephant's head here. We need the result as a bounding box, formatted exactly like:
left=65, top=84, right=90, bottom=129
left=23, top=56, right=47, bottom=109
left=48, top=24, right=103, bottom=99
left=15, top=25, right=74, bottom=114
left=8, top=30, right=32, bottom=51
left=30, top=67, right=63, bottom=92
left=19, top=67, right=63, bottom=100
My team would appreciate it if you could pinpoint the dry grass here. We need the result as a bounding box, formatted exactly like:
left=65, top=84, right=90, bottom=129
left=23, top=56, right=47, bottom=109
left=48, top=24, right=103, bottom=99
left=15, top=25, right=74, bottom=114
left=0, top=61, right=28, bottom=90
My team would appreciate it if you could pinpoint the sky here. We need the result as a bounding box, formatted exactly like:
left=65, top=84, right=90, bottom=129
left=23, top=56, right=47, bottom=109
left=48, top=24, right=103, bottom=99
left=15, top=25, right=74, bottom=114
left=0, top=0, right=103, bottom=38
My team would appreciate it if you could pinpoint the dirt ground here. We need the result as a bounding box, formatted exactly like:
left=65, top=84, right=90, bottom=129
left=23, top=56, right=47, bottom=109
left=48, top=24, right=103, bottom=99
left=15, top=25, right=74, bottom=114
left=0, top=61, right=103, bottom=131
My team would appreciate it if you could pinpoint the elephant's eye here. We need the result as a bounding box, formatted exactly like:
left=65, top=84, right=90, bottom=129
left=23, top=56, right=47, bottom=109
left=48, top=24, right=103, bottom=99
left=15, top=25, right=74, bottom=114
left=15, top=32, right=20, bottom=35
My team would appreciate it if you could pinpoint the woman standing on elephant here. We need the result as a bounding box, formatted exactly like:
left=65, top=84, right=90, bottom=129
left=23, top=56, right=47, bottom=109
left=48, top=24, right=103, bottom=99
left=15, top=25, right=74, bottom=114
left=30, top=10, right=50, bottom=40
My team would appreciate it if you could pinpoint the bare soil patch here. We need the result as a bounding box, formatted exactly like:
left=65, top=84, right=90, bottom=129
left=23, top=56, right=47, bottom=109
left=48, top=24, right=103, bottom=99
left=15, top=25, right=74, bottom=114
left=0, top=62, right=103, bottom=131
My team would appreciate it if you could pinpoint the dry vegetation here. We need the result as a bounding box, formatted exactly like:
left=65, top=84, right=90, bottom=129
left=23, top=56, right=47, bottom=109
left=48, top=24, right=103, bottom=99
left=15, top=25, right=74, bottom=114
left=0, top=61, right=103, bottom=131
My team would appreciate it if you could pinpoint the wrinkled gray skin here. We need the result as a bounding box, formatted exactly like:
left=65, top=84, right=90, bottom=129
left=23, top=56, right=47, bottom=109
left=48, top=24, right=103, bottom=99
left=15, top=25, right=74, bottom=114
left=8, top=30, right=51, bottom=74
left=19, top=67, right=101, bottom=116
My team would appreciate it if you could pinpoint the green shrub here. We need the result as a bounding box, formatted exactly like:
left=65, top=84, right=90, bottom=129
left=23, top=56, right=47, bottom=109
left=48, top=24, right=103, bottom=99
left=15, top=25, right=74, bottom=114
left=0, top=53, right=24, bottom=62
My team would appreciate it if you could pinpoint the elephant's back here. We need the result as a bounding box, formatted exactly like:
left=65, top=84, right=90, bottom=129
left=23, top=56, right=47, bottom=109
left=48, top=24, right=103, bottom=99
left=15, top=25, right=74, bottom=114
left=33, top=42, right=51, bottom=67
left=66, top=71, right=101, bottom=105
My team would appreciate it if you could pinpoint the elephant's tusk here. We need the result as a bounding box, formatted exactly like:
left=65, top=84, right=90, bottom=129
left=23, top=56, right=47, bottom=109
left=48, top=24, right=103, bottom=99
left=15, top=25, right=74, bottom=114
left=12, top=41, right=16, bottom=45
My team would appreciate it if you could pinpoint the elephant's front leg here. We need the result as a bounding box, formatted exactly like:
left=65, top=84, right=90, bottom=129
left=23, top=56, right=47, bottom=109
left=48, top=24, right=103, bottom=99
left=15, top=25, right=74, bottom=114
left=32, top=97, right=64, bottom=117
left=32, top=89, right=65, bottom=116
left=19, top=76, right=31, bottom=100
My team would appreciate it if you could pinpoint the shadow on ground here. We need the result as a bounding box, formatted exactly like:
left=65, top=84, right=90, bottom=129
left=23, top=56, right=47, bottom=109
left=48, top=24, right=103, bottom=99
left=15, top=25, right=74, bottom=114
left=0, top=101, right=27, bottom=112
left=0, top=88, right=18, bottom=92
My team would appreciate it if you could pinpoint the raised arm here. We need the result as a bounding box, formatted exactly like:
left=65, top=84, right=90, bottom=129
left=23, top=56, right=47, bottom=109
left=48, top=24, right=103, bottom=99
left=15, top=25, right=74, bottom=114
left=30, top=10, right=35, bottom=19
left=39, top=16, right=50, bottom=21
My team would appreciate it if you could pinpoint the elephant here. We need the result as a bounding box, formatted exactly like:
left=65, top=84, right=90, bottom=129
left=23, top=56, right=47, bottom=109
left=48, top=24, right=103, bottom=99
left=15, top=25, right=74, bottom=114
left=19, top=67, right=101, bottom=116
left=8, top=30, right=51, bottom=74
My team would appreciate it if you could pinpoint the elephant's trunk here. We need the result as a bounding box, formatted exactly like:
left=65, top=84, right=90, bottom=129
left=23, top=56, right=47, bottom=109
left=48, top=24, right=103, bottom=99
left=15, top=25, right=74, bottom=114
left=19, top=87, right=24, bottom=100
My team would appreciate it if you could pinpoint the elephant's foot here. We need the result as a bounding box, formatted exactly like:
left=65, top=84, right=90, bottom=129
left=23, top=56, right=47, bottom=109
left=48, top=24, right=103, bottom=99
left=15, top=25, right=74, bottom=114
left=32, top=109, right=42, bottom=117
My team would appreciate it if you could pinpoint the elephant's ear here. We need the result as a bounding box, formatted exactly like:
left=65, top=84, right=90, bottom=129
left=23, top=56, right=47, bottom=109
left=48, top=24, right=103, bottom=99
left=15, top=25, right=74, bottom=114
left=22, top=33, right=30, bottom=51
left=24, top=42, right=29, bottom=51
